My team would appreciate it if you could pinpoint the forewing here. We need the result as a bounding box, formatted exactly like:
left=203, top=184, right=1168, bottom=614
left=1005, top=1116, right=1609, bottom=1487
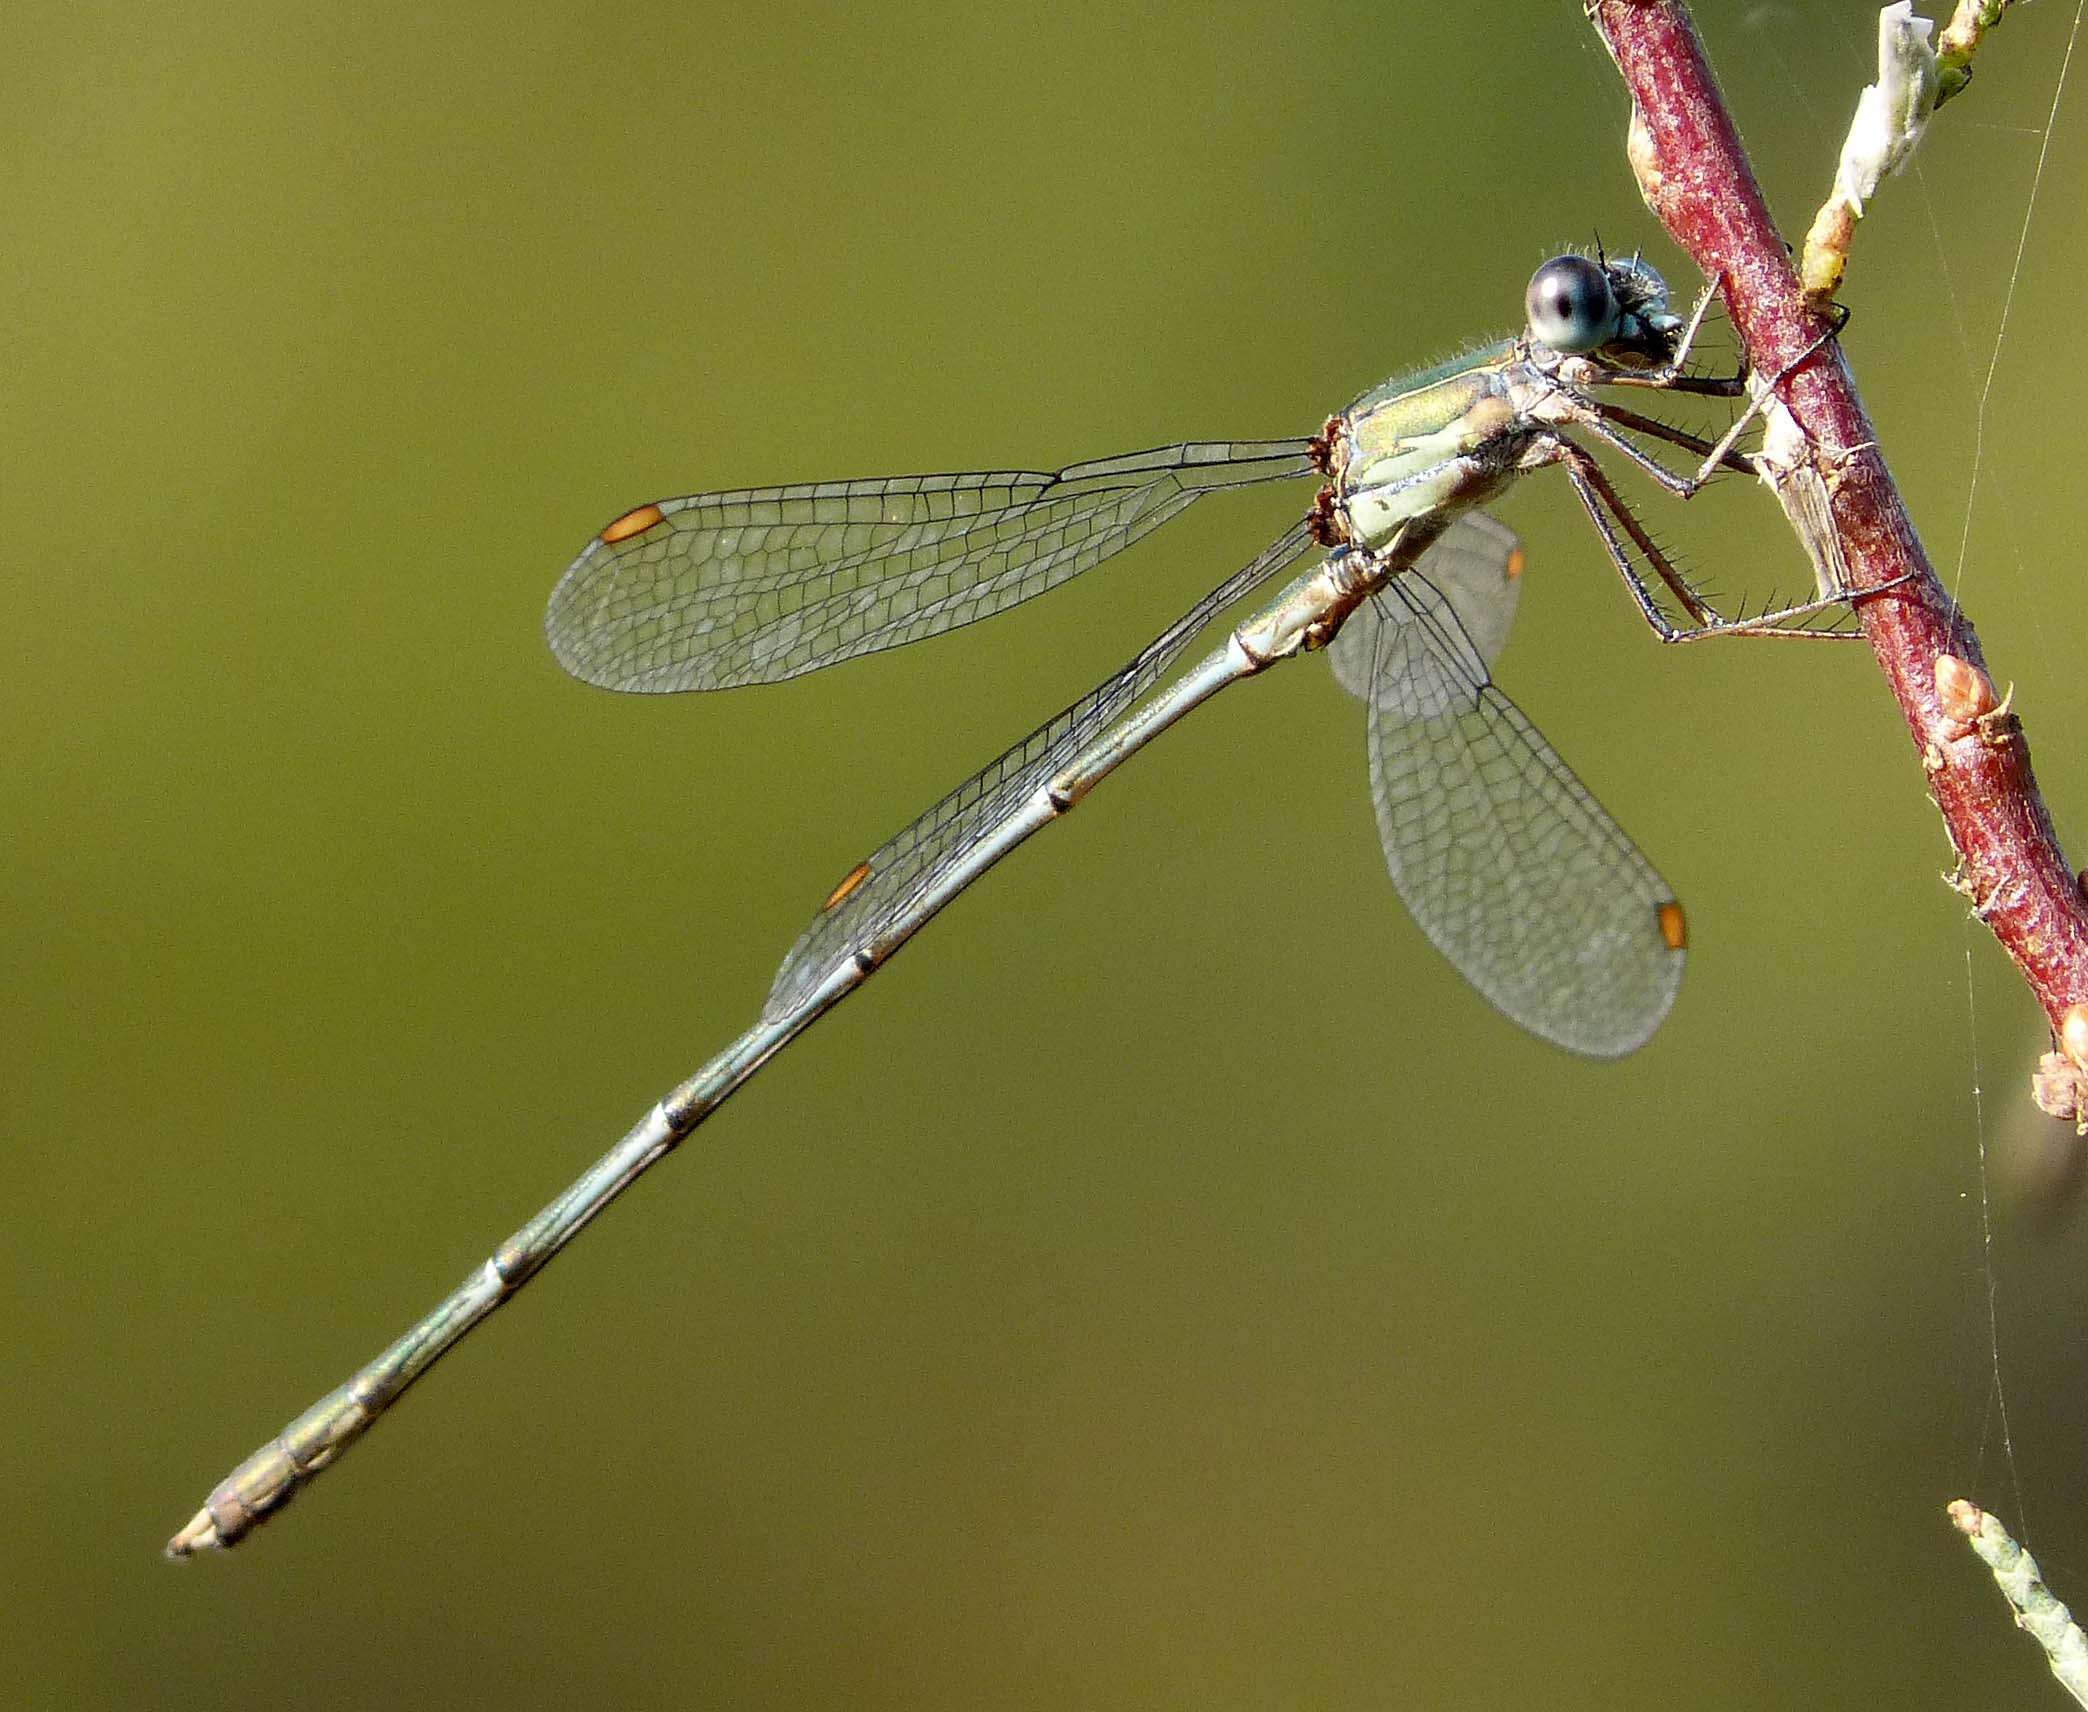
left=1358, top=569, right=1683, bottom=1058
left=547, top=441, right=1314, bottom=693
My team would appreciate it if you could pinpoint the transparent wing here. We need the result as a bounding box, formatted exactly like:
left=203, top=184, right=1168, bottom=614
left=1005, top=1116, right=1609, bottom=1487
left=1355, top=557, right=1684, bottom=1059
left=547, top=440, right=1316, bottom=693
left=765, top=520, right=1321, bottom=1018
left=1327, top=510, right=1522, bottom=700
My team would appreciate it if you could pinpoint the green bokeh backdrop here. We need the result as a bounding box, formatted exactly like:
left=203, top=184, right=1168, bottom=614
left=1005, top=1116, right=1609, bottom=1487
left=10, top=2, right=2088, bottom=1705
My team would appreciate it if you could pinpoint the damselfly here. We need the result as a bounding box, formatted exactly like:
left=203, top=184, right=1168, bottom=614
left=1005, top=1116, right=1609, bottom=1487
left=170, top=252, right=1866, bottom=1554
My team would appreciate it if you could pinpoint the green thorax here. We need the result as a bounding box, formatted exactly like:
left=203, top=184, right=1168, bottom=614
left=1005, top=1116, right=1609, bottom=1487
left=1333, top=337, right=1525, bottom=551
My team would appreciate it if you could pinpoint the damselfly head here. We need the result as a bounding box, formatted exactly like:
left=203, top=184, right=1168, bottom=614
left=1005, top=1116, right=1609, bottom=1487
left=1606, top=255, right=1685, bottom=362
left=1525, top=253, right=1682, bottom=366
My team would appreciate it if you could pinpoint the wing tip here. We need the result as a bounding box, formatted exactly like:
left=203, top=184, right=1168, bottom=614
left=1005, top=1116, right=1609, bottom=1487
left=1656, top=898, right=1687, bottom=952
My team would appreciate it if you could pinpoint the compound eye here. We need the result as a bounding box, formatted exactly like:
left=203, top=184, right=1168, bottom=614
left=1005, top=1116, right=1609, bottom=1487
left=1526, top=255, right=1620, bottom=354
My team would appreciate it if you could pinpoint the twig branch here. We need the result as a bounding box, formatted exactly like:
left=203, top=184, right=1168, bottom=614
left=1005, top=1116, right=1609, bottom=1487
left=1938, top=0, right=2039, bottom=102
left=1586, top=0, right=2088, bottom=1120
left=1798, top=1, right=2035, bottom=300
left=1948, top=1499, right=2088, bottom=1707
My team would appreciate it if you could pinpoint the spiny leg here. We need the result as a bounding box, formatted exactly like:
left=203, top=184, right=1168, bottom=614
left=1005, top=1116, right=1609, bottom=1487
left=1527, top=433, right=1886, bottom=642
left=1561, top=306, right=1897, bottom=635
left=1590, top=303, right=1854, bottom=497
left=1668, top=273, right=1727, bottom=378
left=1579, top=399, right=1754, bottom=476
left=1561, top=397, right=1877, bottom=616
left=1526, top=433, right=1716, bottom=636
left=1567, top=401, right=1750, bottom=494
left=1652, top=570, right=1916, bottom=642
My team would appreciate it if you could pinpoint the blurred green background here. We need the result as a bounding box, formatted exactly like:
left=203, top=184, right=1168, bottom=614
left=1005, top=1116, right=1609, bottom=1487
left=9, top=1, right=2088, bottom=1705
